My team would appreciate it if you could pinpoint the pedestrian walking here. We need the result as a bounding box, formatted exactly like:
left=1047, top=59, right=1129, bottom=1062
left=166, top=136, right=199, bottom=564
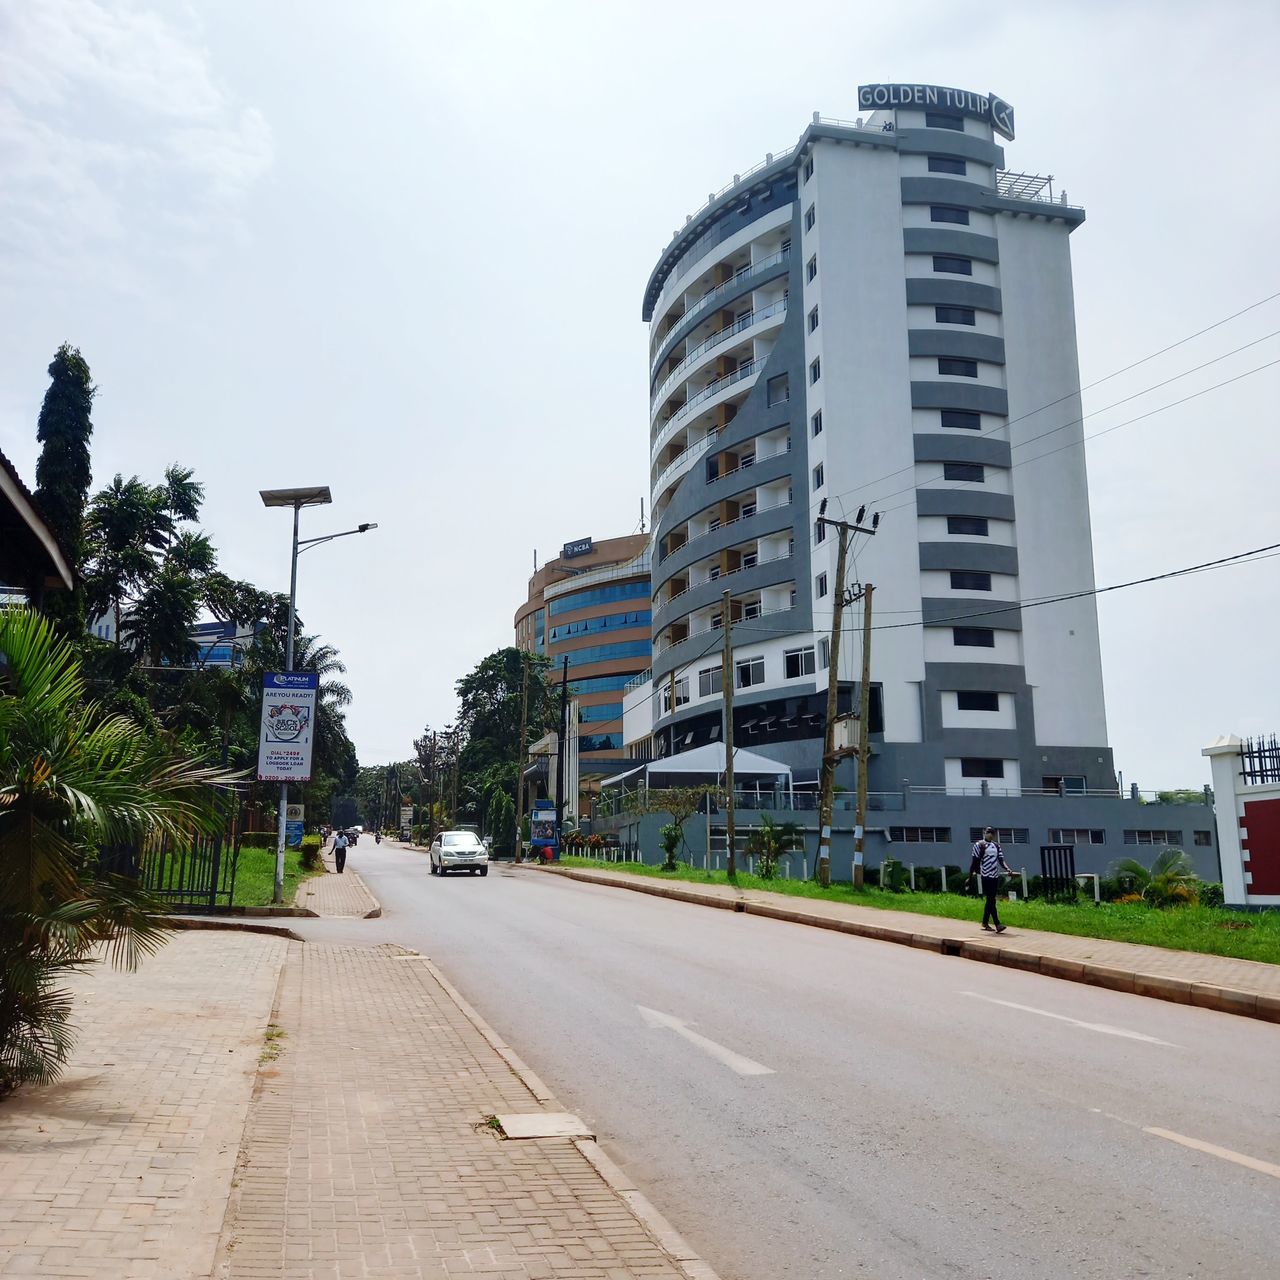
left=333, top=829, right=349, bottom=874
left=968, top=826, right=1014, bottom=933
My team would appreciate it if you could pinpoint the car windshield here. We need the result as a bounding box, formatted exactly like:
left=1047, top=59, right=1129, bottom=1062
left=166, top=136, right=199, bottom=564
left=442, top=833, right=482, bottom=848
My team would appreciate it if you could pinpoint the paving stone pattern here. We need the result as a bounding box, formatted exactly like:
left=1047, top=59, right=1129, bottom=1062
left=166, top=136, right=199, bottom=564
left=295, top=849, right=380, bottom=919
left=214, top=943, right=685, bottom=1279
left=0, top=932, right=288, bottom=1279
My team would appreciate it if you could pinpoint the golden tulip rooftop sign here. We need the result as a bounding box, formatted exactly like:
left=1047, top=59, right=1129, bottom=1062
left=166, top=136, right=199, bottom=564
left=857, top=83, right=1015, bottom=140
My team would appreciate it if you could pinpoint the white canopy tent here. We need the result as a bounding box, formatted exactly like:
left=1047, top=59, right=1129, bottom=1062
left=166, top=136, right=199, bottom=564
left=600, top=743, right=793, bottom=800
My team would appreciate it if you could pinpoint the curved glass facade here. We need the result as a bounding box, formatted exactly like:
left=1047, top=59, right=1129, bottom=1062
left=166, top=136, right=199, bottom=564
left=548, top=579, right=650, bottom=617
left=562, top=639, right=651, bottom=667
left=548, top=610, right=650, bottom=642
left=568, top=675, right=639, bottom=695
left=579, top=702, right=624, bottom=723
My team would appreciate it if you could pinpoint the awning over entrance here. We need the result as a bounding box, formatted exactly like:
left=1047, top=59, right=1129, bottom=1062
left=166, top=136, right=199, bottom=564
left=0, top=447, right=74, bottom=597
left=600, top=743, right=792, bottom=790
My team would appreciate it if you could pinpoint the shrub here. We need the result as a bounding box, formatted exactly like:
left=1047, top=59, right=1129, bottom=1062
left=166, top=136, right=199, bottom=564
left=880, top=857, right=910, bottom=893
left=300, top=834, right=323, bottom=871
left=1111, top=848, right=1199, bottom=908
left=240, top=830, right=277, bottom=849
left=1199, top=881, right=1225, bottom=908
left=1115, top=892, right=1145, bottom=904
left=658, top=822, right=682, bottom=872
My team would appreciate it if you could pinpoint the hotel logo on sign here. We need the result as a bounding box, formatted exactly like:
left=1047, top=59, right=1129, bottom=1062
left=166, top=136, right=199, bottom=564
left=857, top=83, right=1015, bottom=140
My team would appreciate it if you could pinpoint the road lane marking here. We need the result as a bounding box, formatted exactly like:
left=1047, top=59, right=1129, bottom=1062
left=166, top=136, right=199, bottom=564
left=961, top=991, right=1177, bottom=1046
left=1089, top=1110, right=1280, bottom=1181
left=637, top=1005, right=775, bottom=1076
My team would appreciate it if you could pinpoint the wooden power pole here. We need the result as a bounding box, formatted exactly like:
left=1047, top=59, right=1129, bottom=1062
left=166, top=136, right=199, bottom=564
left=514, top=653, right=529, bottom=862
left=851, top=583, right=874, bottom=888
left=721, top=589, right=736, bottom=877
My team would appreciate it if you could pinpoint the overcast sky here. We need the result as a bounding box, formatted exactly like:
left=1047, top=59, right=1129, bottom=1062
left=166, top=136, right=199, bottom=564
left=1, top=0, right=1277, bottom=787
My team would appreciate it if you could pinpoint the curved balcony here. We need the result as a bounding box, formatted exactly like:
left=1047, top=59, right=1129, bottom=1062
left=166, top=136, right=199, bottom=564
left=651, top=429, right=720, bottom=506
left=650, top=298, right=787, bottom=424
left=650, top=248, right=790, bottom=378
left=653, top=549, right=794, bottom=628
left=650, top=358, right=761, bottom=468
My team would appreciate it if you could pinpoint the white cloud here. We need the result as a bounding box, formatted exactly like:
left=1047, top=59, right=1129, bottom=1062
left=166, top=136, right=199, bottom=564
left=0, top=0, right=272, bottom=288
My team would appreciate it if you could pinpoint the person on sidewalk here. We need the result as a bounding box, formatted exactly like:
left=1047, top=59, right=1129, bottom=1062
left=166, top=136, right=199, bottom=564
left=333, top=829, right=349, bottom=874
left=968, top=826, right=1014, bottom=933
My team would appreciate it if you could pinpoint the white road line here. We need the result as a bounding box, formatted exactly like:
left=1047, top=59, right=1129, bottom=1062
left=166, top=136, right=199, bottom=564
left=637, top=1005, right=775, bottom=1076
left=961, top=991, right=1178, bottom=1046
left=1089, top=1110, right=1280, bottom=1181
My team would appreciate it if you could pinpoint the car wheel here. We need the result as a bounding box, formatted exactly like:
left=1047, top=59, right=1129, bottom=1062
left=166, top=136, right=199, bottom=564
left=480, top=866, right=488, bottom=877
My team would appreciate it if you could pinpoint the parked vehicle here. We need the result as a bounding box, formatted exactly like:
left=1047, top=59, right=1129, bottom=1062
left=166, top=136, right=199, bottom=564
left=429, top=830, right=489, bottom=876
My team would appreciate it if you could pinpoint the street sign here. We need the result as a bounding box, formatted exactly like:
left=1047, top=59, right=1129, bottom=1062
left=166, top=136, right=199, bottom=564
left=400, top=804, right=413, bottom=832
left=256, top=672, right=319, bottom=782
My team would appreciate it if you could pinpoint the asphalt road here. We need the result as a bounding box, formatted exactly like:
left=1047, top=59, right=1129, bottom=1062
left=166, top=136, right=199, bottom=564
left=303, top=844, right=1279, bottom=1280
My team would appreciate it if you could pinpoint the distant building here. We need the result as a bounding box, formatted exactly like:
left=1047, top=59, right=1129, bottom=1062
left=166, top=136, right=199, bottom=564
left=515, top=534, right=651, bottom=772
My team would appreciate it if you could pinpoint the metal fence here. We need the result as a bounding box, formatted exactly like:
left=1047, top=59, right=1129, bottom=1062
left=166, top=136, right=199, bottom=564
left=1240, top=734, right=1280, bottom=786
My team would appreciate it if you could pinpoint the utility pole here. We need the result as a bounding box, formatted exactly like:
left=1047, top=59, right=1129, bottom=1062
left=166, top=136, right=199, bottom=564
left=814, top=501, right=880, bottom=888
left=514, top=653, right=529, bottom=862
left=721, top=589, right=736, bottom=877
left=554, top=656, right=569, bottom=836
left=851, top=582, right=874, bottom=888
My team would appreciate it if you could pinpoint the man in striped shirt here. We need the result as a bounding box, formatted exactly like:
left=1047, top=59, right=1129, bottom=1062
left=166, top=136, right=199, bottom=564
left=968, top=826, right=1014, bottom=933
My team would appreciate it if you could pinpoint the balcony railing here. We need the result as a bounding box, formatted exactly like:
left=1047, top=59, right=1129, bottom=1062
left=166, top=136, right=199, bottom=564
left=653, top=358, right=761, bottom=458
left=623, top=669, right=652, bottom=694
left=651, top=249, right=790, bottom=375
left=655, top=601, right=795, bottom=656
left=660, top=496, right=792, bottom=563
left=650, top=298, right=788, bottom=420
left=656, top=549, right=794, bottom=617
left=652, top=429, right=720, bottom=499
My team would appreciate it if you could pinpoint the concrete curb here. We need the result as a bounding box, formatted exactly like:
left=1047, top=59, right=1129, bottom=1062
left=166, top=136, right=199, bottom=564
left=542, top=867, right=1280, bottom=1026
left=410, top=950, right=724, bottom=1280
left=158, top=915, right=305, bottom=941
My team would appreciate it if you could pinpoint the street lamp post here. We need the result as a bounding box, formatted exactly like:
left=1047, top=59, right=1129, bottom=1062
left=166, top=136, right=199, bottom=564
left=260, top=485, right=377, bottom=904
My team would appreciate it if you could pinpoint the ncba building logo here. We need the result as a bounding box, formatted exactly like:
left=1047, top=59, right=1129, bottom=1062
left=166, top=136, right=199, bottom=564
left=266, top=702, right=312, bottom=742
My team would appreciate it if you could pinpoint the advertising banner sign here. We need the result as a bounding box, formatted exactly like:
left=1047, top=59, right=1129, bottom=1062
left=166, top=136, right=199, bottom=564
left=400, top=805, right=413, bottom=832
left=257, top=672, right=319, bottom=782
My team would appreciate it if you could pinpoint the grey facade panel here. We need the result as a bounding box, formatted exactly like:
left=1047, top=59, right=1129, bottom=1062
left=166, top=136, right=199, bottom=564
left=916, top=489, right=1015, bottom=520
left=902, top=227, right=1000, bottom=264
left=656, top=557, right=799, bottom=631
left=921, top=596, right=1022, bottom=631
left=901, top=176, right=998, bottom=211
left=657, top=498, right=795, bottom=585
left=893, top=128, right=1005, bottom=168
left=938, top=727, right=1024, bottom=756
left=904, top=278, right=1002, bottom=313
left=925, top=662, right=1028, bottom=693
left=913, top=433, right=1012, bottom=467
left=919, top=541, right=1020, bottom=576
left=911, top=381, right=1009, bottom=415
left=907, top=329, right=1006, bottom=364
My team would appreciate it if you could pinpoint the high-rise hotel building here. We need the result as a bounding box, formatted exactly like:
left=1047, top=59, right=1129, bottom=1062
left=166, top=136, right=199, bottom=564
left=632, top=84, right=1116, bottom=795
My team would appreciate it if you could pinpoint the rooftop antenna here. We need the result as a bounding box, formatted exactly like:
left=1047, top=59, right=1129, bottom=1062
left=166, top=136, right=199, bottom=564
left=533, top=548, right=538, bottom=573
left=640, top=497, right=647, bottom=534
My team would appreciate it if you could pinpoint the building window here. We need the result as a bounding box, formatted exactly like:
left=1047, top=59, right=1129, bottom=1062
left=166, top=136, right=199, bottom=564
left=698, top=666, right=722, bottom=697
left=811, top=409, right=823, bottom=437
left=947, top=516, right=989, bottom=536
left=736, top=656, right=765, bottom=688
left=819, top=636, right=830, bottom=668
left=767, top=373, right=789, bottom=406
left=805, top=204, right=816, bottom=231
left=961, top=758, right=1005, bottom=779
left=938, top=357, right=979, bottom=377
left=814, top=519, right=826, bottom=544
left=1193, top=830, right=1213, bottom=847
left=956, top=690, right=999, bottom=712
left=935, top=305, right=976, bottom=325
left=783, top=647, right=816, bottom=679
left=1048, top=828, right=1105, bottom=846
left=816, top=572, right=828, bottom=598
left=941, top=409, right=981, bottom=430
left=740, top=450, right=755, bottom=469
left=925, top=112, right=964, bottom=131
left=928, top=155, right=966, bottom=175
left=807, top=254, right=818, bottom=282
left=661, top=678, right=691, bottom=714
left=803, top=156, right=814, bottom=182
left=812, top=463, right=824, bottom=490
left=889, top=827, right=952, bottom=843
left=808, top=305, right=819, bottom=333
left=950, top=570, right=992, bottom=591
left=741, top=501, right=757, bottom=518
left=809, top=357, right=821, bottom=384
left=1124, top=830, right=1183, bottom=847
left=931, top=205, right=970, bottom=225
left=789, top=587, right=797, bottom=608
left=933, top=255, right=973, bottom=276
left=1043, top=775, right=1087, bottom=794
left=970, top=827, right=1029, bottom=845
left=953, top=627, right=995, bottom=647
left=944, top=462, right=985, bottom=482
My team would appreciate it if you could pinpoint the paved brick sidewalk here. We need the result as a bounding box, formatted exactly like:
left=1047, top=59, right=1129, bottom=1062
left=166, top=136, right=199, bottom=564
left=0, top=932, right=288, bottom=1279
left=544, top=866, right=1280, bottom=1017
left=295, top=847, right=380, bottom=919
left=214, top=943, right=691, bottom=1279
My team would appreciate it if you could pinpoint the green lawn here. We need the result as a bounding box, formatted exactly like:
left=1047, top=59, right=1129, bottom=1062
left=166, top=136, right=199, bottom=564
left=558, top=857, right=1280, bottom=965
left=231, top=845, right=318, bottom=908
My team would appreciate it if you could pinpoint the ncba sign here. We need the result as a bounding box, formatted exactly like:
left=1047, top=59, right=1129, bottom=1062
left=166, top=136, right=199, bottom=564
left=562, top=537, right=593, bottom=560
left=857, top=83, right=1015, bottom=141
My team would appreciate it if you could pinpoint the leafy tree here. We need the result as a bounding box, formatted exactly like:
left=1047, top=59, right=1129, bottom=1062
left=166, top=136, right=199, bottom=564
left=83, top=474, right=167, bottom=644
left=626, top=785, right=711, bottom=863
left=0, top=608, right=236, bottom=1096
left=33, top=344, right=95, bottom=636
left=743, top=813, right=805, bottom=879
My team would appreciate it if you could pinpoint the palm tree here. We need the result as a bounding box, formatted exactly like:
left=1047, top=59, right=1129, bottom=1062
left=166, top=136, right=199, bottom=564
left=743, top=812, right=805, bottom=879
left=0, top=608, right=237, bottom=1097
left=1110, top=847, right=1200, bottom=906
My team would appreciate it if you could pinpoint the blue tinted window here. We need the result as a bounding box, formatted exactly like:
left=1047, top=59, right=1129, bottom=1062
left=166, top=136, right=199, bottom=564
left=579, top=733, right=623, bottom=752
left=547, top=579, right=650, bottom=617
left=560, top=640, right=651, bottom=667
left=547, top=610, right=651, bottom=642
left=569, top=675, right=640, bottom=695
left=579, top=702, right=623, bottom=723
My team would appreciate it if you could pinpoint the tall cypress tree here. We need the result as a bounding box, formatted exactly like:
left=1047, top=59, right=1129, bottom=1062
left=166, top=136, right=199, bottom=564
left=33, top=343, right=95, bottom=635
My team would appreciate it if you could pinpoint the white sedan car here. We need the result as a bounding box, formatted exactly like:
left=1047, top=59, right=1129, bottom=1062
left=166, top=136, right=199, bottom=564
left=429, top=830, right=489, bottom=876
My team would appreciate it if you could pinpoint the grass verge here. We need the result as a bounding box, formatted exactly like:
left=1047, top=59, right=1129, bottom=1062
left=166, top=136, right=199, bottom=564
left=231, top=845, right=317, bottom=908
left=558, top=857, right=1280, bottom=965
